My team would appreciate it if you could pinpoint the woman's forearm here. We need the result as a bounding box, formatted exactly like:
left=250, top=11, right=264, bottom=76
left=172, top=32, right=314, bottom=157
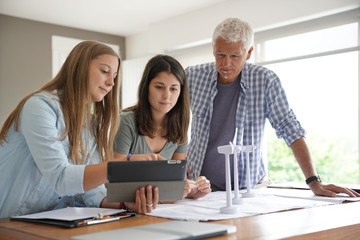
left=83, top=162, right=108, bottom=191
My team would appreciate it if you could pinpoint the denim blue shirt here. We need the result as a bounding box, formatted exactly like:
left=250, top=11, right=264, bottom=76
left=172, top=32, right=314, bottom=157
left=0, top=92, right=106, bottom=218
left=186, top=62, right=306, bottom=189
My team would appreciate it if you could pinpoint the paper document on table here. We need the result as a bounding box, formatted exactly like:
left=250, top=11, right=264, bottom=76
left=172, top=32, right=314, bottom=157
left=260, top=187, right=360, bottom=203
left=11, top=207, right=127, bottom=221
left=147, top=190, right=339, bottom=221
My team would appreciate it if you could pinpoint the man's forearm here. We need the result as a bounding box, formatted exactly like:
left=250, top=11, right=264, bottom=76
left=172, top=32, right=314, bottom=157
left=289, top=137, right=317, bottom=179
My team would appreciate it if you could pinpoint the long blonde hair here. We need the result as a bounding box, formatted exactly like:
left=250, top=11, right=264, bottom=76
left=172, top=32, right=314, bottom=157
left=0, top=40, right=120, bottom=164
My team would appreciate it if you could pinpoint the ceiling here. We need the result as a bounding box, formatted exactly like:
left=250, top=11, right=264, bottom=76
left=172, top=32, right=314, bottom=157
left=0, top=0, right=229, bottom=36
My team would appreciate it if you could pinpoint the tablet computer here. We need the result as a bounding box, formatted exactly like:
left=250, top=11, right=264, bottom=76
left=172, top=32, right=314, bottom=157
left=107, top=160, right=187, bottom=202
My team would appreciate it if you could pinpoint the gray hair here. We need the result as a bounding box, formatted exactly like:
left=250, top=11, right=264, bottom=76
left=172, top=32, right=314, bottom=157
left=212, top=18, right=254, bottom=51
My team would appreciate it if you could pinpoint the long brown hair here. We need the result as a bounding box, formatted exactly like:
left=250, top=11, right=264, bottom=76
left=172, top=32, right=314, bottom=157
left=124, top=54, right=189, bottom=145
left=0, top=40, right=120, bottom=164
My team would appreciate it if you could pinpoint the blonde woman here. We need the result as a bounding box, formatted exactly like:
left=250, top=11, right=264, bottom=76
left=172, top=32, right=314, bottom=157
left=0, top=41, right=158, bottom=218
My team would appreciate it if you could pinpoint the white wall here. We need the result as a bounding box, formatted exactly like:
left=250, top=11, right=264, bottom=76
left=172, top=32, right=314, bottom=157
left=125, top=0, right=360, bottom=59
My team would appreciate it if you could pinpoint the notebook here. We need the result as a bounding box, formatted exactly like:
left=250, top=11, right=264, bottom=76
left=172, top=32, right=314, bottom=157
left=11, top=207, right=135, bottom=228
left=72, top=220, right=236, bottom=240
left=107, top=160, right=187, bottom=202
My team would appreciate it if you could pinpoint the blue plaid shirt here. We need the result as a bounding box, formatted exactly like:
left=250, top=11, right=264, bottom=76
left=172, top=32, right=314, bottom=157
left=186, top=62, right=306, bottom=188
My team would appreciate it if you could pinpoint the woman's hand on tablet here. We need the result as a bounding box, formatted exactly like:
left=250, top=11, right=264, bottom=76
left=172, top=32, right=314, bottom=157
left=124, top=185, right=159, bottom=214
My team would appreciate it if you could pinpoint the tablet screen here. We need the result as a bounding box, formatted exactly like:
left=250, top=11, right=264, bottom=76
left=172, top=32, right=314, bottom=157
left=106, top=160, right=187, bottom=202
left=107, top=160, right=187, bottom=182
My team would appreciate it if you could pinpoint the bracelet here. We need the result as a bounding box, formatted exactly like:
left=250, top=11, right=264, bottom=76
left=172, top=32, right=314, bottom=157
left=127, top=152, right=134, bottom=161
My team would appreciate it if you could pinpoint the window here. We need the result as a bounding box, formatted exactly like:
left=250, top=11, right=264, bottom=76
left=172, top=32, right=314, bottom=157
left=256, top=12, right=359, bottom=184
left=256, top=23, right=358, bottom=63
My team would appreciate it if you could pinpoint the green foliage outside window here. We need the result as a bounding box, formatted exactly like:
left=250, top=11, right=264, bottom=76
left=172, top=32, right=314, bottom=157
left=267, top=129, right=359, bottom=184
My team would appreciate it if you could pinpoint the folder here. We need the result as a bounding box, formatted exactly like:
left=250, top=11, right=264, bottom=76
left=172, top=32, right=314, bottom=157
left=11, top=207, right=135, bottom=228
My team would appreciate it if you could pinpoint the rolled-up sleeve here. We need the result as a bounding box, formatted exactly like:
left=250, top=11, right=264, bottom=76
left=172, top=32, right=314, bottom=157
left=82, top=147, right=106, bottom=207
left=266, top=74, right=306, bottom=146
left=20, top=96, right=85, bottom=196
left=82, top=185, right=107, bottom=207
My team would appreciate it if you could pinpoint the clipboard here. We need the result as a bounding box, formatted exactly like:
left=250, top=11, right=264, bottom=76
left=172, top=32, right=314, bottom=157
left=11, top=207, right=135, bottom=228
left=107, top=160, right=187, bottom=202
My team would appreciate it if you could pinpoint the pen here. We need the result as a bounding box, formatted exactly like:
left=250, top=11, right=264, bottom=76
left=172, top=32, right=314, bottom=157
left=77, top=214, right=132, bottom=226
left=187, top=166, right=192, bottom=178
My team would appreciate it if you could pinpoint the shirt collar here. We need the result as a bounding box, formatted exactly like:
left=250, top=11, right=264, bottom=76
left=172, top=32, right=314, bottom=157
left=212, top=62, right=249, bottom=90
left=240, top=62, right=250, bottom=91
